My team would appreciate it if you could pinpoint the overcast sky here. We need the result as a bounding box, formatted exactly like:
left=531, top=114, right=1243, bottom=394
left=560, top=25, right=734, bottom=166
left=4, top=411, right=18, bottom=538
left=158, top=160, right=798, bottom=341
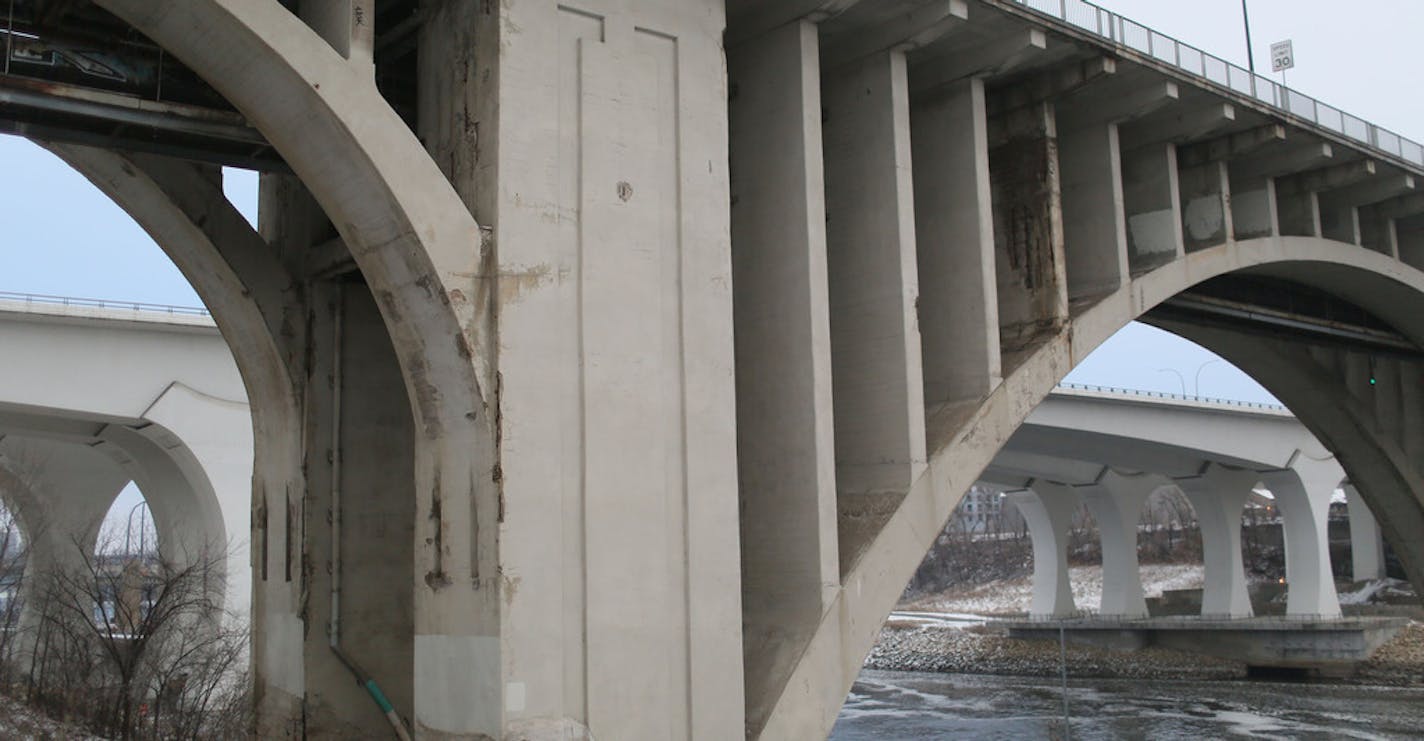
left=1, top=1, right=1419, bottom=527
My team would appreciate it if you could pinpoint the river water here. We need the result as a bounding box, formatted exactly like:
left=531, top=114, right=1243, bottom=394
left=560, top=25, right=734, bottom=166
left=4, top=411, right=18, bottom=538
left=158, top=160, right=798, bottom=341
left=831, top=670, right=1424, bottom=740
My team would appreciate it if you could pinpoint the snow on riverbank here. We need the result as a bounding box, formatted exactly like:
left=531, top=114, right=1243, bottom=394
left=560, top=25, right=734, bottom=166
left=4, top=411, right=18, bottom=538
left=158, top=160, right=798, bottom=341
left=904, top=563, right=1206, bottom=615
left=0, top=692, right=106, bottom=740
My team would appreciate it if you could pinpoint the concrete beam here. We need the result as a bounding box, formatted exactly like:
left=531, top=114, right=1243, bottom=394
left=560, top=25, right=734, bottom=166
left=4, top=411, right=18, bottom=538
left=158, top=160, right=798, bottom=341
left=1177, top=124, right=1286, bottom=169
left=988, top=447, right=1107, bottom=485
left=1055, top=74, right=1178, bottom=131
left=911, top=77, right=1001, bottom=404
left=1321, top=173, right=1416, bottom=208
left=1119, top=102, right=1236, bottom=152
left=909, top=28, right=1047, bottom=93
left=987, top=56, right=1118, bottom=119
left=819, top=0, right=969, bottom=69
left=1277, top=159, right=1379, bottom=197
left=725, top=0, right=862, bottom=45
left=1372, top=192, right=1424, bottom=221
left=1229, top=141, right=1334, bottom=183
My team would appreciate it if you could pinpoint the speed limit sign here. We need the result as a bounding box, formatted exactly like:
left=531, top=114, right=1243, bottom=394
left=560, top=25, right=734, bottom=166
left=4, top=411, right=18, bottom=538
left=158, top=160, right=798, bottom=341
left=1271, top=40, right=1295, bottom=72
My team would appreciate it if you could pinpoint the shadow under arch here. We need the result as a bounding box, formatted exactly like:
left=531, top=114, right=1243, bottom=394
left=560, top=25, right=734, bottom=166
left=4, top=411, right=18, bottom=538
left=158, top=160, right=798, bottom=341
left=763, top=234, right=1424, bottom=738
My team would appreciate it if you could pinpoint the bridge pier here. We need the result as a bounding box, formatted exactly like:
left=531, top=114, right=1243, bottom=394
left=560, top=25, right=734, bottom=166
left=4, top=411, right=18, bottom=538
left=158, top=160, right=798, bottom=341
left=1078, top=472, right=1160, bottom=617
left=1264, top=462, right=1343, bottom=618
left=1347, top=484, right=1388, bottom=582
left=1177, top=466, right=1256, bottom=618
left=1007, top=484, right=1079, bottom=617
left=0, top=438, right=128, bottom=656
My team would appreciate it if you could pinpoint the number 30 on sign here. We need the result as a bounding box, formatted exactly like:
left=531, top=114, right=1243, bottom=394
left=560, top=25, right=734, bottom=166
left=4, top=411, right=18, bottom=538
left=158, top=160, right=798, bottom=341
left=1271, top=40, right=1294, bottom=72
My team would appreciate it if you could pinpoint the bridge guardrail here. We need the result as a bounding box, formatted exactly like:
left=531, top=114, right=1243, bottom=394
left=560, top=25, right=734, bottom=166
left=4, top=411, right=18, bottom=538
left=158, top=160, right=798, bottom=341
left=1008, top=0, right=1424, bottom=172
left=1004, top=611, right=1355, bottom=624
left=1055, top=381, right=1287, bottom=411
left=0, top=290, right=210, bottom=317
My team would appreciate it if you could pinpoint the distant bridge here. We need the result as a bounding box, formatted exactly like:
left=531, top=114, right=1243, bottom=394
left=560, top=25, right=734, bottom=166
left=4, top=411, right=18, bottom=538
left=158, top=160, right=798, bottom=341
left=988, top=383, right=1386, bottom=620
left=0, top=294, right=250, bottom=617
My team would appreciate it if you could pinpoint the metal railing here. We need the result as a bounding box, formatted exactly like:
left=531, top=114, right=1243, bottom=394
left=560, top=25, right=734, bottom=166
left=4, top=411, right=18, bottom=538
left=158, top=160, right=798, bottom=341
left=1002, top=611, right=1361, bottom=624
left=1006, top=0, right=1424, bottom=170
left=0, top=290, right=210, bottom=317
left=1055, top=381, right=1287, bottom=412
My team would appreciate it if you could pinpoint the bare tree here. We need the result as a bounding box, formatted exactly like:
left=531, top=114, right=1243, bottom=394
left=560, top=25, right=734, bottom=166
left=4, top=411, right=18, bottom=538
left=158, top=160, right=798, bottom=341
left=27, top=533, right=248, bottom=739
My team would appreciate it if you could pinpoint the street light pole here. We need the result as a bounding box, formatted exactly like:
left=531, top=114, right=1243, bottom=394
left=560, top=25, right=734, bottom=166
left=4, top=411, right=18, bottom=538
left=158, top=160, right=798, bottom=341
left=1156, top=368, right=1186, bottom=396
left=1194, top=359, right=1222, bottom=396
left=123, top=500, right=149, bottom=557
left=1241, top=0, right=1256, bottom=75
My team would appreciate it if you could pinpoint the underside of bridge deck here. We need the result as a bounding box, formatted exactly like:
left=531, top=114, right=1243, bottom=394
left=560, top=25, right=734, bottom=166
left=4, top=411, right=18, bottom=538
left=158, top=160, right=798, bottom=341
left=7, top=0, right=1424, bottom=739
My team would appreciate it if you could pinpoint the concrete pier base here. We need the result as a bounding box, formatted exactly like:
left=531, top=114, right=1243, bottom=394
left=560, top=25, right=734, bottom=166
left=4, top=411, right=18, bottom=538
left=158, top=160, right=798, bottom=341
left=1001, top=615, right=1408, bottom=671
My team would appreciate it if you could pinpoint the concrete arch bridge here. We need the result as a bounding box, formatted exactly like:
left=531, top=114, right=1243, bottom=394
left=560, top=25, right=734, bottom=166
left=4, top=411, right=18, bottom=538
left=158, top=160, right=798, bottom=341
left=5, top=0, right=1424, bottom=738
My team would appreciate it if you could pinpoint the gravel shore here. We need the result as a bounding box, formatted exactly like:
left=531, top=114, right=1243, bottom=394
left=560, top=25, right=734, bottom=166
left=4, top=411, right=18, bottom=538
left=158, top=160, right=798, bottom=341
left=866, top=621, right=1424, bottom=686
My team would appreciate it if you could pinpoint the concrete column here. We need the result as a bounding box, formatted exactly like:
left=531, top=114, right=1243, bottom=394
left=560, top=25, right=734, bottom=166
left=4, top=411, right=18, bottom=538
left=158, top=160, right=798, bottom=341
left=823, top=49, right=928, bottom=494
left=1122, top=144, right=1184, bottom=273
left=1359, top=205, right=1400, bottom=257
left=1079, top=472, right=1160, bottom=617
left=1345, top=484, right=1387, bottom=582
left=1178, top=160, right=1232, bottom=252
left=1007, top=484, right=1079, bottom=617
left=299, top=0, right=375, bottom=69
left=474, top=3, right=745, bottom=738
left=1319, top=199, right=1362, bottom=245
left=1176, top=466, right=1256, bottom=618
left=0, top=438, right=130, bottom=658
left=911, top=78, right=1002, bottom=404
left=1263, top=460, right=1343, bottom=618
left=1058, top=120, right=1129, bottom=300
left=1230, top=176, right=1278, bottom=240
left=1397, top=215, right=1424, bottom=270
left=988, top=102, right=1068, bottom=352
left=1276, top=188, right=1322, bottom=237
left=728, top=21, right=840, bottom=728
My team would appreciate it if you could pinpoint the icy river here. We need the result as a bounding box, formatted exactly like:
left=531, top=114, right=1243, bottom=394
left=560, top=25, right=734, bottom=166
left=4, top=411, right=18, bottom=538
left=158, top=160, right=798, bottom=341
left=830, top=670, right=1424, bottom=739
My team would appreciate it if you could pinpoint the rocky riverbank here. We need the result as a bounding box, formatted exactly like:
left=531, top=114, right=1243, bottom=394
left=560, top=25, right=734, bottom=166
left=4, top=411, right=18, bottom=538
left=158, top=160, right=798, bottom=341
left=865, top=621, right=1424, bottom=686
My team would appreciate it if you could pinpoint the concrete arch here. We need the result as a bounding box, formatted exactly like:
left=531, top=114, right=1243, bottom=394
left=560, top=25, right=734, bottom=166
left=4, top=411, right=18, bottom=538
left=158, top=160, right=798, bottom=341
left=76, top=6, right=503, bottom=730
left=91, top=0, right=496, bottom=440
left=762, top=234, right=1424, bottom=738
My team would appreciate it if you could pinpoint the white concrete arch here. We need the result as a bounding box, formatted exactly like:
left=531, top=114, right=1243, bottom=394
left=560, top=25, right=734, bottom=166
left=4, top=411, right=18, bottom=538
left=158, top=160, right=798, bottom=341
left=0, top=301, right=253, bottom=617
left=31, top=140, right=313, bottom=726
left=761, top=234, right=1424, bottom=738
left=80, top=5, right=503, bottom=732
